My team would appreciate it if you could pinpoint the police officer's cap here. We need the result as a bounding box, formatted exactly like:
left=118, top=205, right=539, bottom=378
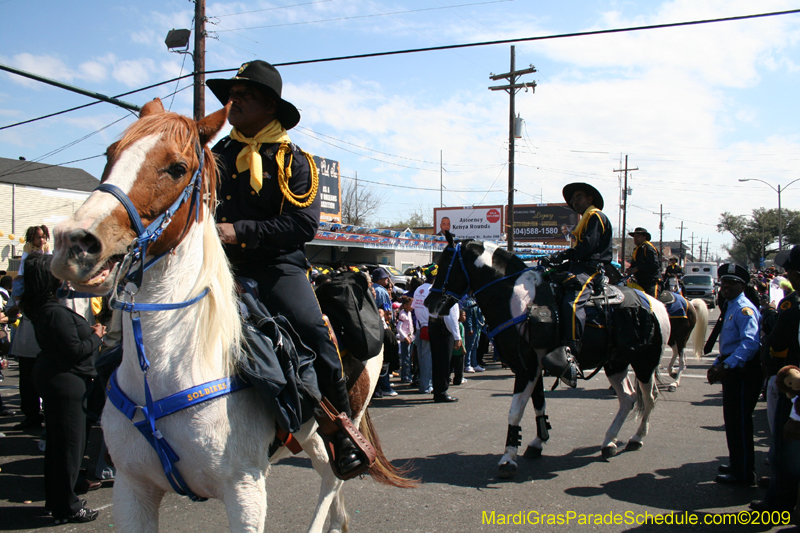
left=775, top=245, right=800, bottom=271
left=719, top=263, right=750, bottom=285
left=562, top=183, right=604, bottom=211
left=207, top=60, right=301, bottom=130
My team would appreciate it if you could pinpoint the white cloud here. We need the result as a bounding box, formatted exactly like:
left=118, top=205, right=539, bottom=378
left=112, top=59, right=156, bottom=87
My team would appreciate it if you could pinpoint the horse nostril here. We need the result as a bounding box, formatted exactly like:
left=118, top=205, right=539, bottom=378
left=68, top=229, right=102, bottom=257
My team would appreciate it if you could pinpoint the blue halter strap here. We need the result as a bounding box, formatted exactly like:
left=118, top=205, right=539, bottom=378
left=96, top=141, right=246, bottom=502
left=429, top=242, right=538, bottom=342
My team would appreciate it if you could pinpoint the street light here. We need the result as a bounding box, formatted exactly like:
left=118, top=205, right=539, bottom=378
left=738, top=177, right=800, bottom=251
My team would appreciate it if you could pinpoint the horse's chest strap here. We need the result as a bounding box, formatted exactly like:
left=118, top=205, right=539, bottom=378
left=107, top=370, right=251, bottom=501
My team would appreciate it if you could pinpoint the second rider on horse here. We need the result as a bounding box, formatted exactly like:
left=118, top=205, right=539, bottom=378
left=544, top=183, right=613, bottom=388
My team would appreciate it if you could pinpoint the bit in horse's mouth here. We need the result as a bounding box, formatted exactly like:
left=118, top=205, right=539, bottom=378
left=82, top=254, right=125, bottom=288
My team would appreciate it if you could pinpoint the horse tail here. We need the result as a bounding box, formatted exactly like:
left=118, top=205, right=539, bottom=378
left=361, top=409, right=420, bottom=488
left=690, top=299, right=709, bottom=359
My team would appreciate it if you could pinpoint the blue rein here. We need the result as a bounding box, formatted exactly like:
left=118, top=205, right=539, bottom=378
left=95, top=142, right=247, bottom=502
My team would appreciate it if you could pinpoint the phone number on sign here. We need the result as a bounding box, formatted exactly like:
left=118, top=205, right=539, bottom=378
left=513, top=227, right=560, bottom=237
left=481, top=510, right=792, bottom=526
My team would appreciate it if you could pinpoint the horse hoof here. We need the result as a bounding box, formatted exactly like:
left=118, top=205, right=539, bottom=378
left=498, top=462, right=518, bottom=479
left=601, top=446, right=617, bottom=460
left=523, top=446, right=543, bottom=459
left=669, top=371, right=678, bottom=379
left=625, top=440, right=643, bottom=452
left=667, top=384, right=677, bottom=392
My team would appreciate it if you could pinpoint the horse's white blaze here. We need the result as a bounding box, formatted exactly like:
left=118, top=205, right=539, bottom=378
left=474, top=242, right=498, bottom=269
left=72, top=133, right=162, bottom=230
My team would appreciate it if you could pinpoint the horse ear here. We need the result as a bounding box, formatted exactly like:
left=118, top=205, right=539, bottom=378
left=139, top=98, right=165, bottom=118
left=445, top=230, right=455, bottom=247
left=197, top=104, right=230, bottom=146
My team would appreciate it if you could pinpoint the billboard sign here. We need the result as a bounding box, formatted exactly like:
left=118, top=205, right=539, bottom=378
left=433, top=205, right=504, bottom=240
left=510, top=203, right=579, bottom=243
left=313, top=155, right=342, bottom=223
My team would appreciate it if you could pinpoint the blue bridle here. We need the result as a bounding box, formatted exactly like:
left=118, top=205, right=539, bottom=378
left=429, top=242, right=539, bottom=340
left=93, top=140, right=237, bottom=502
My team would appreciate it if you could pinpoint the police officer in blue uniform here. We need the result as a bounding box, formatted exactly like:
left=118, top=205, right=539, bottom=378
left=544, top=183, right=613, bottom=387
left=207, top=61, right=363, bottom=477
left=707, top=263, right=762, bottom=485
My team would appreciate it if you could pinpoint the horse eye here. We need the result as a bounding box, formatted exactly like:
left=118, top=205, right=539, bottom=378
left=166, top=163, right=187, bottom=179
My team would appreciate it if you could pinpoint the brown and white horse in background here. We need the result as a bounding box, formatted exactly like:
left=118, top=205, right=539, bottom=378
left=51, top=99, right=412, bottom=533
left=664, top=296, right=709, bottom=391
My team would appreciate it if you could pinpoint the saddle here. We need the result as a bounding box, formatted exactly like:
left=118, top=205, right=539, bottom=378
left=585, top=284, right=625, bottom=306
left=657, top=290, right=676, bottom=306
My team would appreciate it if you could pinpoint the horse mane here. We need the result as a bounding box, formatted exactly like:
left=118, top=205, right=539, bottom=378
left=118, top=110, right=238, bottom=375
left=192, top=211, right=243, bottom=377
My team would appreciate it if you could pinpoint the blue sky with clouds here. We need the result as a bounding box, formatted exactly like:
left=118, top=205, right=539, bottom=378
left=2, top=0, right=800, bottom=258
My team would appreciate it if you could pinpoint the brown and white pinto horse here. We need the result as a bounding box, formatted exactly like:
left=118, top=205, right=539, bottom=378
left=51, top=99, right=412, bottom=533
left=663, top=293, right=708, bottom=391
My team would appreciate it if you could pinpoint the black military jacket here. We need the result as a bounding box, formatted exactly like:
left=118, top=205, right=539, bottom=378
left=563, top=209, right=613, bottom=264
left=213, top=137, right=320, bottom=265
left=630, top=241, right=660, bottom=281
left=664, top=264, right=683, bottom=278
left=766, top=290, right=800, bottom=371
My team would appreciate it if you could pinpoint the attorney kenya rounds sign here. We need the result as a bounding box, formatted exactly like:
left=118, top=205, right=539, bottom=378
left=433, top=206, right=504, bottom=240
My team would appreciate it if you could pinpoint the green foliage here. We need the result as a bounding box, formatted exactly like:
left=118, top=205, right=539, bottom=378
left=718, top=207, right=799, bottom=266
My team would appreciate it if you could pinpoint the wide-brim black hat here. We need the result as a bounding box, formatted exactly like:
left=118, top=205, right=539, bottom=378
left=775, top=245, right=800, bottom=271
left=719, top=263, right=750, bottom=284
left=628, top=227, right=652, bottom=241
left=562, top=182, right=604, bottom=211
left=207, top=60, right=301, bottom=130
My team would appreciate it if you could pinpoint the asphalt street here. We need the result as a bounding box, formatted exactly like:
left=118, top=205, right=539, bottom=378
left=1, top=307, right=798, bottom=532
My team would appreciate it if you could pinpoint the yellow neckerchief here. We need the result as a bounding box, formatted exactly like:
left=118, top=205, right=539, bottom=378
left=631, top=241, right=653, bottom=261
left=229, top=120, right=291, bottom=194
left=572, top=205, right=602, bottom=245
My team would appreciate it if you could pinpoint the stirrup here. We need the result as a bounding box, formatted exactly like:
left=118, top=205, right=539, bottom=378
left=542, top=346, right=580, bottom=389
left=315, top=398, right=377, bottom=480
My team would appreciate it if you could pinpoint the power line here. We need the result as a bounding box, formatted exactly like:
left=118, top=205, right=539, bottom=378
left=214, top=0, right=334, bottom=18
left=216, top=0, right=516, bottom=31
left=340, top=173, right=503, bottom=193
left=4, top=7, right=799, bottom=132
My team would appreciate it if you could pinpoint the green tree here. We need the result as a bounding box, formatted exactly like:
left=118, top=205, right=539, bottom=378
left=717, top=207, right=799, bottom=266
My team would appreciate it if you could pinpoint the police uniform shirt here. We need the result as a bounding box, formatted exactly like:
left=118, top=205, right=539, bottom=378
left=717, top=291, right=761, bottom=368
left=630, top=241, right=660, bottom=281
left=563, top=209, right=613, bottom=263
left=213, top=137, right=321, bottom=264
left=767, top=291, right=800, bottom=367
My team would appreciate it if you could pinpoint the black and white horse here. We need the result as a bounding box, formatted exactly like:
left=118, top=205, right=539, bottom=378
left=424, top=235, right=671, bottom=479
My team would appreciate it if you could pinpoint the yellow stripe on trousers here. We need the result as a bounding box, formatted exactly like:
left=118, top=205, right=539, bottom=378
left=572, top=272, right=599, bottom=340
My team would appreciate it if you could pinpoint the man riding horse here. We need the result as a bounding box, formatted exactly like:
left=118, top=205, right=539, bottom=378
left=543, top=182, right=613, bottom=388
left=207, top=60, right=367, bottom=478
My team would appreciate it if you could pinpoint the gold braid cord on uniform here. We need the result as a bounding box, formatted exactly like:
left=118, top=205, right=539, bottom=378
left=275, top=143, right=319, bottom=213
left=571, top=205, right=601, bottom=245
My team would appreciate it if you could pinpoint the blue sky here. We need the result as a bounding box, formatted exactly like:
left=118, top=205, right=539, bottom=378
left=2, top=0, right=800, bottom=258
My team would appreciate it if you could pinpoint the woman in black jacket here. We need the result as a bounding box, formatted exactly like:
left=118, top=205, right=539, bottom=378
left=24, top=254, right=106, bottom=524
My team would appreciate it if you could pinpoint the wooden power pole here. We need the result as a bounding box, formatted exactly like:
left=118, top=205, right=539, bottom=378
left=613, top=155, right=638, bottom=264
left=193, top=0, right=206, bottom=121
left=489, top=46, right=535, bottom=252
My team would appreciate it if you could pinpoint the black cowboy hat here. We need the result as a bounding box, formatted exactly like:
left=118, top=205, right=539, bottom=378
left=562, top=182, right=604, bottom=211
left=628, top=227, right=652, bottom=241
left=775, top=245, right=800, bottom=271
left=207, top=60, right=301, bottom=130
left=719, top=263, right=750, bottom=285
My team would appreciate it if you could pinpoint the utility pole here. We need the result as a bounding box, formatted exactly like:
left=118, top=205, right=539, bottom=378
left=690, top=232, right=694, bottom=261
left=658, top=204, right=669, bottom=268
left=440, top=150, right=443, bottom=208
left=489, top=46, right=536, bottom=252
left=354, top=171, right=358, bottom=225
left=613, top=155, right=638, bottom=264
left=677, top=221, right=684, bottom=264
left=193, top=0, right=206, bottom=121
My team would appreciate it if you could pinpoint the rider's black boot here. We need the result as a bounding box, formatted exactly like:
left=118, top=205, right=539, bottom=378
left=325, top=377, right=362, bottom=475
left=542, top=345, right=580, bottom=388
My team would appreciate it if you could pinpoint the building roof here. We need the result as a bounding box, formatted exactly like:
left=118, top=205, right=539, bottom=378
left=0, top=157, right=99, bottom=192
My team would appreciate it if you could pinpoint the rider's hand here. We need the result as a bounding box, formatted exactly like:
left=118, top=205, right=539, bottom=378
left=546, top=252, right=565, bottom=265
left=91, top=323, right=107, bottom=339
left=216, top=223, right=238, bottom=244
